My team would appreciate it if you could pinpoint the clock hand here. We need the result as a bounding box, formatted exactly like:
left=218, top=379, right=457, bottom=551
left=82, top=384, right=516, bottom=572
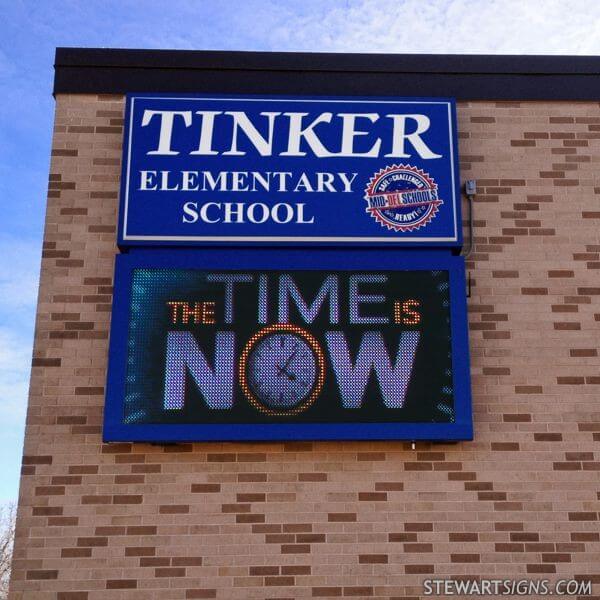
left=276, top=364, right=296, bottom=381
left=282, top=348, right=298, bottom=371
left=276, top=345, right=299, bottom=380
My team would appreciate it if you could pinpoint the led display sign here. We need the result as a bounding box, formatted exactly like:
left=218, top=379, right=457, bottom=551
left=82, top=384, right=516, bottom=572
left=103, top=250, right=472, bottom=441
left=118, top=95, right=461, bottom=247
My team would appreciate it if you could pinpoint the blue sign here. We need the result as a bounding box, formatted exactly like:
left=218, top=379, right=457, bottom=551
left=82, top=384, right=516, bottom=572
left=119, top=95, right=461, bottom=246
left=103, top=249, right=472, bottom=442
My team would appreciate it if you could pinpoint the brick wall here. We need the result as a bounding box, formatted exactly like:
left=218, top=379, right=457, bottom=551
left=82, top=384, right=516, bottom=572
left=8, top=96, right=600, bottom=599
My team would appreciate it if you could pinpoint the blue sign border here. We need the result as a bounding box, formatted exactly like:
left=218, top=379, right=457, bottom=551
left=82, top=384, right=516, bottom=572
left=103, top=249, right=473, bottom=442
left=118, top=94, right=463, bottom=248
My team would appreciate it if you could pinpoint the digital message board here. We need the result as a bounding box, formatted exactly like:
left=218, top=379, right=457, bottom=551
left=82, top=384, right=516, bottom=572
left=103, top=250, right=472, bottom=441
left=118, top=95, right=461, bottom=247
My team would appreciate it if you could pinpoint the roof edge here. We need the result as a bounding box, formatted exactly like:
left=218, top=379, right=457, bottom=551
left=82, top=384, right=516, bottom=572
left=53, top=47, right=600, bottom=101
left=55, top=47, right=600, bottom=75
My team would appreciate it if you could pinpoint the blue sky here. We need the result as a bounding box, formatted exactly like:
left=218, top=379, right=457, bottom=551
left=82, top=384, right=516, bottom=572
left=1, top=0, right=600, bottom=503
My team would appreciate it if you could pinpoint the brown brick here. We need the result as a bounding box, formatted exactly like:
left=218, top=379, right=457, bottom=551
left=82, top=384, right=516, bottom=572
left=299, top=472, right=327, bottom=481
left=77, top=536, right=108, bottom=547
left=155, top=567, right=186, bottom=577
left=283, top=441, right=313, bottom=451
left=22, top=455, right=52, bottom=465
left=495, top=543, right=524, bottom=552
left=527, top=564, right=556, bottom=574
left=356, top=452, right=386, bottom=461
left=31, top=357, right=61, bottom=367
left=534, top=432, right=563, bottom=441
left=74, top=386, right=104, bottom=395
left=206, top=453, right=235, bottom=462
left=515, top=385, right=542, bottom=394
left=552, top=304, right=578, bottom=313
left=503, top=413, right=531, bottom=422
left=343, top=587, right=373, bottom=597
left=405, top=564, right=435, bottom=574
left=568, top=512, right=597, bottom=521
left=491, top=442, right=520, bottom=451
left=358, top=492, right=387, bottom=501
left=95, top=526, right=126, bottom=536
left=26, top=570, right=58, bottom=580
left=125, top=546, right=156, bottom=557
left=106, top=580, right=137, bottom=589
left=52, top=148, right=78, bottom=156
left=282, top=565, right=311, bottom=575
left=113, top=494, right=143, bottom=504
left=140, top=557, right=169, bottom=567
left=511, top=532, right=539, bottom=542
left=35, top=485, right=65, bottom=496
left=465, top=481, right=492, bottom=491
left=191, top=483, right=221, bottom=493
left=32, top=506, right=62, bottom=516
left=451, top=554, right=480, bottom=563
left=282, top=523, right=312, bottom=533
left=571, top=532, right=599, bottom=541
left=542, top=553, right=571, bottom=563
left=494, top=501, right=523, bottom=511
left=328, top=512, right=356, bottom=522
left=127, top=525, right=157, bottom=536
left=495, top=522, right=523, bottom=532
left=312, top=587, right=342, bottom=596
left=61, top=548, right=92, bottom=558
left=249, top=566, right=279, bottom=576
left=221, top=503, right=250, bottom=513
left=236, top=493, right=265, bottom=502
left=159, top=504, right=190, bottom=514
left=554, top=321, right=581, bottom=330
left=296, top=533, right=325, bottom=543
left=172, top=557, right=203, bottom=566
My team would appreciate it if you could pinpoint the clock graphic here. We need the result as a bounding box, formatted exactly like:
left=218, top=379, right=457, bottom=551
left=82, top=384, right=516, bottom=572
left=239, top=323, right=326, bottom=416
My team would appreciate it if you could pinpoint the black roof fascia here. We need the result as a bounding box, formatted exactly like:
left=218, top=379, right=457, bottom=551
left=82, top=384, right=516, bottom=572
left=54, top=48, right=600, bottom=101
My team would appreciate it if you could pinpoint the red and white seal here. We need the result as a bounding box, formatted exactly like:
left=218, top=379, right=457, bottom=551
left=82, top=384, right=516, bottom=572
left=364, top=164, right=443, bottom=232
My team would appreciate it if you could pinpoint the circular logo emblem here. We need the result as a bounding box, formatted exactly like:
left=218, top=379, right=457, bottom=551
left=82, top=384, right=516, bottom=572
left=364, top=164, right=442, bottom=232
